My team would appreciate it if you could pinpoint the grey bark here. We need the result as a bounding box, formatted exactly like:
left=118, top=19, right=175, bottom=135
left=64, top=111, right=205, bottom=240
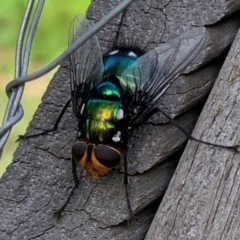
left=0, top=0, right=240, bottom=239
left=145, top=26, right=240, bottom=240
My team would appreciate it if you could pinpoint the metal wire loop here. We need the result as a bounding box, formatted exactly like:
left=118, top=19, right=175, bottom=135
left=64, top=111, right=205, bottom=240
left=0, top=0, right=133, bottom=157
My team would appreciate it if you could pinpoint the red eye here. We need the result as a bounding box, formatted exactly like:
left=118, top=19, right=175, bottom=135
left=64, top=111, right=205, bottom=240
left=72, top=141, right=88, bottom=160
left=94, top=145, right=121, bottom=168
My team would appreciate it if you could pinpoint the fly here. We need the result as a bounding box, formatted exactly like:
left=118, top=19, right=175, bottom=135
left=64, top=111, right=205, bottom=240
left=19, top=13, right=239, bottom=220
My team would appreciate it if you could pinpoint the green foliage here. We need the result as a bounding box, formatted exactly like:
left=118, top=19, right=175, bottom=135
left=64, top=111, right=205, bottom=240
left=32, top=0, right=91, bottom=62
left=0, top=0, right=91, bottom=61
left=0, top=1, right=26, bottom=47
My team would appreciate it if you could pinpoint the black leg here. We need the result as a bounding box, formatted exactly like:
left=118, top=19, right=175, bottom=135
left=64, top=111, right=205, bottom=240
left=150, top=107, right=239, bottom=152
left=72, top=155, right=80, bottom=187
left=123, top=151, right=136, bottom=220
left=54, top=156, right=80, bottom=220
left=17, top=98, right=72, bottom=141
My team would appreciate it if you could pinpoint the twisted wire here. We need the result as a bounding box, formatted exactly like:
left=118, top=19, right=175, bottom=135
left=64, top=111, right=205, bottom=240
left=0, top=0, right=133, bottom=157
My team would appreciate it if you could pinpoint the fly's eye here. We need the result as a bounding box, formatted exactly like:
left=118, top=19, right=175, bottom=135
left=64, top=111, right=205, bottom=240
left=72, top=141, right=88, bottom=160
left=94, top=145, right=121, bottom=168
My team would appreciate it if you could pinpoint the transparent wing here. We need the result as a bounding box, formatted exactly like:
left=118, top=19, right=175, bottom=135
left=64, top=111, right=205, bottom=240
left=69, top=13, right=104, bottom=118
left=120, top=27, right=207, bottom=123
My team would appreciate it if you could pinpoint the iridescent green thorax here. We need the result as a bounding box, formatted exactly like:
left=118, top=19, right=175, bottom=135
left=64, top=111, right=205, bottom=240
left=103, top=50, right=141, bottom=79
left=91, top=81, right=121, bottom=99
left=82, top=50, right=143, bottom=144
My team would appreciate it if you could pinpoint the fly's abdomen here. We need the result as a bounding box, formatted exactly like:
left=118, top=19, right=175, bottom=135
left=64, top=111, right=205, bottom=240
left=82, top=82, right=124, bottom=142
left=87, top=99, right=122, bottom=123
left=84, top=99, right=123, bottom=141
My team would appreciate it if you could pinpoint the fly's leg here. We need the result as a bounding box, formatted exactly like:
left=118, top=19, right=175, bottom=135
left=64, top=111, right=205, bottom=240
left=123, top=151, right=138, bottom=222
left=54, top=155, right=80, bottom=220
left=17, top=98, right=71, bottom=141
left=147, top=107, right=240, bottom=152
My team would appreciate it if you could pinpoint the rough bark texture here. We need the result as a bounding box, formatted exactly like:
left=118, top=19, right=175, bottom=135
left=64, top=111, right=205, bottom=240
left=0, top=0, right=240, bottom=239
left=145, top=27, right=240, bottom=240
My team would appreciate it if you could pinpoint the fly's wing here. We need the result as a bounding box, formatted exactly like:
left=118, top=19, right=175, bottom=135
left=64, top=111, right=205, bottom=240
left=120, top=27, right=207, bottom=124
left=69, top=13, right=104, bottom=119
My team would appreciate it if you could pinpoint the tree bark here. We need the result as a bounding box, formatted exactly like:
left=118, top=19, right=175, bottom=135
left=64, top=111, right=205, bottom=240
left=145, top=26, right=240, bottom=240
left=1, top=0, right=240, bottom=239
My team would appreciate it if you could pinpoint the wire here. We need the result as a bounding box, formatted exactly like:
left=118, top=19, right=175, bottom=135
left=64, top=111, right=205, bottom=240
left=0, top=0, right=133, bottom=157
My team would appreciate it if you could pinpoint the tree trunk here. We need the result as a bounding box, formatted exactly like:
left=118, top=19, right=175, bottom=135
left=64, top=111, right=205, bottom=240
left=1, top=0, right=240, bottom=239
left=145, top=26, right=240, bottom=240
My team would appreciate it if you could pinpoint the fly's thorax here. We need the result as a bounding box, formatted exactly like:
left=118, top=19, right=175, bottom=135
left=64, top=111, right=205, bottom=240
left=72, top=140, right=122, bottom=179
left=81, top=81, right=125, bottom=143
left=103, top=49, right=143, bottom=94
left=103, top=49, right=142, bottom=78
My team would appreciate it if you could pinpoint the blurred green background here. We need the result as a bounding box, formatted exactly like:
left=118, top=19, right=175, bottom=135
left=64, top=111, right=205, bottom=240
left=0, top=0, right=91, bottom=176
